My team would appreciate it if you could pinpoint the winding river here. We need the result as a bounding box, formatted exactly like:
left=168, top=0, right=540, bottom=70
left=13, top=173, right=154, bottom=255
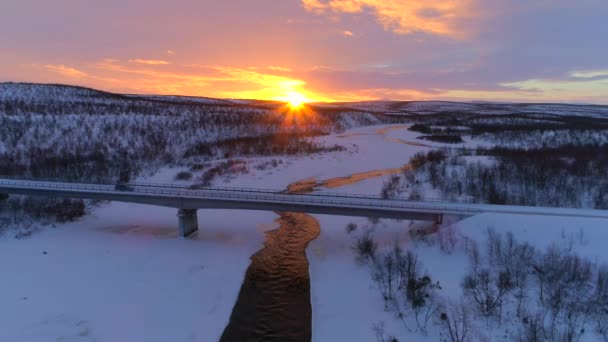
left=219, top=212, right=319, bottom=341
left=220, top=125, right=425, bottom=341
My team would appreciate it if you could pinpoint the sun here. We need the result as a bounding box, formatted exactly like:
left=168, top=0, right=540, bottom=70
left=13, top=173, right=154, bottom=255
left=285, top=91, right=309, bottom=108
left=277, top=90, right=317, bottom=126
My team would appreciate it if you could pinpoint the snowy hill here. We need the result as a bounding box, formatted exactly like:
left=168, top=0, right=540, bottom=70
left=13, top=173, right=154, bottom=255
left=0, top=83, right=392, bottom=183
left=2, top=83, right=608, bottom=341
left=322, top=99, right=608, bottom=118
left=4, top=82, right=608, bottom=117
left=0, top=82, right=113, bottom=104
left=387, top=100, right=608, bottom=118
left=2, top=81, right=608, bottom=183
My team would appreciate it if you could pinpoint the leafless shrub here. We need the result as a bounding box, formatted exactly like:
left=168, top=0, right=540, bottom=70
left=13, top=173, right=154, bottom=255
left=439, top=299, right=472, bottom=342
left=403, top=169, right=416, bottom=184
left=531, top=244, right=593, bottom=337
left=367, top=228, right=608, bottom=341
left=196, top=159, right=248, bottom=186
left=175, top=171, right=193, bottom=181
left=517, top=311, right=546, bottom=342
left=370, top=245, right=441, bottom=333
left=559, top=301, right=589, bottom=342
left=1, top=196, right=86, bottom=223
left=345, top=222, right=358, bottom=234
left=485, top=229, right=535, bottom=317
left=593, top=266, right=608, bottom=338
left=353, top=232, right=377, bottom=265
left=381, top=175, right=402, bottom=199
left=462, top=267, right=513, bottom=319
left=188, top=162, right=212, bottom=171
left=254, top=159, right=283, bottom=171
left=372, top=250, right=399, bottom=305
left=372, top=321, right=398, bottom=342
left=408, top=186, right=422, bottom=200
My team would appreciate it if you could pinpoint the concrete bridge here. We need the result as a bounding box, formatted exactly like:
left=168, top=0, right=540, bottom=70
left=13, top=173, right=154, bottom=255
left=1, top=178, right=608, bottom=237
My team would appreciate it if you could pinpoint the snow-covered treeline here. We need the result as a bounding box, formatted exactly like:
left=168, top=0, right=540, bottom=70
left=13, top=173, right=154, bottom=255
left=0, top=83, right=390, bottom=182
left=0, top=82, right=392, bottom=227
left=407, top=112, right=608, bottom=138
left=358, top=228, right=608, bottom=341
left=377, top=106, right=608, bottom=209
left=382, top=143, right=608, bottom=209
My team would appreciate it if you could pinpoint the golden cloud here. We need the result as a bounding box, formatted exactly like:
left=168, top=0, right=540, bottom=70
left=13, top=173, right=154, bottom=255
left=44, top=64, right=88, bottom=78
left=91, top=59, right=331, bottom=101
left=265, top=66, right=293, bottom=72
left=128, top=59, right=170, bottom=65
left=302, top=0, right=472, bottom=37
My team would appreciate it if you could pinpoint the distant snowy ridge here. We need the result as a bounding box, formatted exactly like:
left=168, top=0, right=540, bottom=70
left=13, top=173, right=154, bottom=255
left=4, top=82, right=608, bottom=118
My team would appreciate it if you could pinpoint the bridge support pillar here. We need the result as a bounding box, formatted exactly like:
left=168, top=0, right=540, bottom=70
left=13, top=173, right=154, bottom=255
left=177, top=209, right=198, bottom=237
left=435, top=214, right=444, bottom=225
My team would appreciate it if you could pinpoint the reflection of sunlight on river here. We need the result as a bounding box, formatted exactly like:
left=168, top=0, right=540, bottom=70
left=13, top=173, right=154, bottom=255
left=222, top=124, right=426, bottom=340
left=220, top=212, right=320, bottom=341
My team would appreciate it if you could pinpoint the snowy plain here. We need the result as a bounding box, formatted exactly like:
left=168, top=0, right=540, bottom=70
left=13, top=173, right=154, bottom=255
left=1, top=124, right=608, bottom=341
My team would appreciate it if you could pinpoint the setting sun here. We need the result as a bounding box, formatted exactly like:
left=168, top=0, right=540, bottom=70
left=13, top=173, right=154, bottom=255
left=285, top=91, right=309, bottom=108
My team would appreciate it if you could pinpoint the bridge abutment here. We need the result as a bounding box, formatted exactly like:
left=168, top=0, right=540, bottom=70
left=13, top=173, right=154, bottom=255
left=177, top=209, right=198, bottom=237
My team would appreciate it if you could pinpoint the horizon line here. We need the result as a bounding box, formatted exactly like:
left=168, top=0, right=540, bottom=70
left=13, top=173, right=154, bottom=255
left=1, top=81, right=607, bottom=107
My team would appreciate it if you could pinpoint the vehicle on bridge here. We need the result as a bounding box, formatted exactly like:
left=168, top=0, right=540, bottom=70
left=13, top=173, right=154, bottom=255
left=114, top=183, right=134, bottom=191
left=3, top=178, right=608, bottom=238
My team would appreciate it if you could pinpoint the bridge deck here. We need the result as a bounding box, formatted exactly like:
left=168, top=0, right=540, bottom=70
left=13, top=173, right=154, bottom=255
left=1, top=179, right=608, bottom=221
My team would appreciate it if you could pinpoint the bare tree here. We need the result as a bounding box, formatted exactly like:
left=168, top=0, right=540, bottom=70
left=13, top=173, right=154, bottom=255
left=462, top=268, right=513, bottom=319
left=485, top=230, right=535, bottom=318
left=517, top=311, right=546, bottom=342
left=381, top=175, right=402, bottom=199
left=368, top=244, right=442, bottom=334
left=439, top=299, right=472, bottom=342
left=372, top=321, right=398, bottom=342
left=353, top=231, right=377, bottom=265
left=593, top=266, right=608, bottom=339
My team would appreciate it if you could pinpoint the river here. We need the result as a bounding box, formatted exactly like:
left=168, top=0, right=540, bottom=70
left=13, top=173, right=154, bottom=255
left=220, top=125, right=423, bottom=341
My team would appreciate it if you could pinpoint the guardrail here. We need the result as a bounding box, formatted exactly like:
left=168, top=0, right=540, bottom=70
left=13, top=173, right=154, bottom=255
left=0, top=175, right=457, bottom=203
left=2, top=179, right=607, bottom=219
left=0, top=179, right=461, bottom=213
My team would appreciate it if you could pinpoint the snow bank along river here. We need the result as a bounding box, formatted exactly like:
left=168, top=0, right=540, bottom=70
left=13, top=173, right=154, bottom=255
left=4, top=124, right=608, bottom=341
left=220, top=160, right=408, bottom=341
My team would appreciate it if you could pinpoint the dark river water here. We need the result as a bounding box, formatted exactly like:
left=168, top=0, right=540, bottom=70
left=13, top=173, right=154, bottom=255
left=219, top=212, right=320, bottom=342
left=220, top=125, right=414, bottom=341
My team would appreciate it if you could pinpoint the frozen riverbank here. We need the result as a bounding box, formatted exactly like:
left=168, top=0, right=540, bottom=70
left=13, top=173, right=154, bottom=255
left=2, top=124, right=608, bottom=341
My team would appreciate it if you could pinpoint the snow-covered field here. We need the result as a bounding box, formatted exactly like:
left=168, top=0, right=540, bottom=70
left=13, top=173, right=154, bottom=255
left=1, top=124, right=607, bottom=341
left=0, top=207, right=271, bottom=341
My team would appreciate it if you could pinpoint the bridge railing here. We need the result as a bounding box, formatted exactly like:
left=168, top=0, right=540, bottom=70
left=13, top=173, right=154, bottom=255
left=0, top=176, right=455, bottom=203
left=0, top=178, right=462, bottom=212
left=131, top=181, right=415, bottom=201
left=3, top=179, right=607, bottom=217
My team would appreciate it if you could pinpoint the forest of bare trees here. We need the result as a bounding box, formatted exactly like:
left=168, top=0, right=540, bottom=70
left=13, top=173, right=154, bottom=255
left=0, top=83, right=397, bottom=230
left=382, top=144, right=608, bottom=209
left=354, top=226, right=608, bottom=341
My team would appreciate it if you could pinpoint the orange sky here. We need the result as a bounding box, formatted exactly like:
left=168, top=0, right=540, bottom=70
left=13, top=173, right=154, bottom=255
left=1, top=0, right=607, bottom=103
